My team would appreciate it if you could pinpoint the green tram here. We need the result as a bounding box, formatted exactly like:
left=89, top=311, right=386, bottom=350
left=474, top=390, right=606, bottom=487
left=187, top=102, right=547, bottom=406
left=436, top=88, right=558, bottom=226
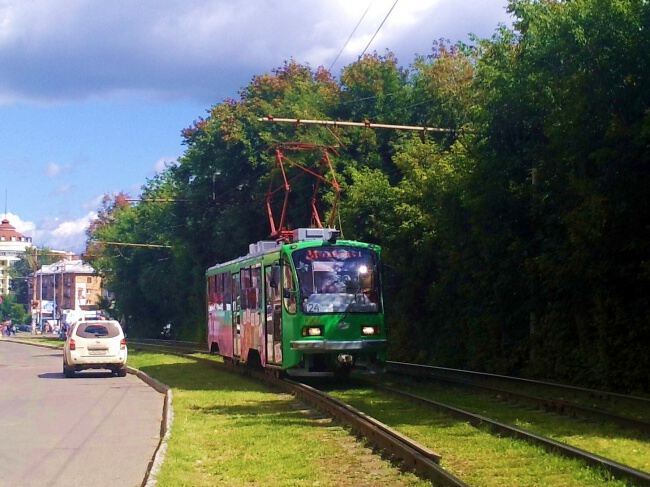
left=206, top=228, right=386, bottom=376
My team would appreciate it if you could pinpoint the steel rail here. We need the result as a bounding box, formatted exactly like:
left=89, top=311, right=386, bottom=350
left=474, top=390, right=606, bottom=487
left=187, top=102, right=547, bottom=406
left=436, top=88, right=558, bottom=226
left=387, top=361, right=650, bottom=436
left=387, top=361, right=650, bottom=404
left=127, top=347, right=648, bottom=431
left=129, top=340, right=468, bottom=486
left=369, top=382, right=650, bottom=487
left=275, top=378, right=468, bottom=487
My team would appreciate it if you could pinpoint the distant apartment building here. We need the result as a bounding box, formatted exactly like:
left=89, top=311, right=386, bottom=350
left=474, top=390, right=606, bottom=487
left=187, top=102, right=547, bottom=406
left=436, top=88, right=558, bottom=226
left=31, top=259, right=103, bottom=325
left=0, top=218, right=33, bottom=295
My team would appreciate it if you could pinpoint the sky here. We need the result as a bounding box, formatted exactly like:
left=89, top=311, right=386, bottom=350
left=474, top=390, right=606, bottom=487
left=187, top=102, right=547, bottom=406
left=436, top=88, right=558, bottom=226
left=0, top=0, right=511, bottom=252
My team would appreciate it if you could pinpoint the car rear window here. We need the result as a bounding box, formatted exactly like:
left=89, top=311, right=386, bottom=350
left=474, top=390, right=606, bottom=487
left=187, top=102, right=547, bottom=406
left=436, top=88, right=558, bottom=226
left=75, top=321, right=121, bottom=339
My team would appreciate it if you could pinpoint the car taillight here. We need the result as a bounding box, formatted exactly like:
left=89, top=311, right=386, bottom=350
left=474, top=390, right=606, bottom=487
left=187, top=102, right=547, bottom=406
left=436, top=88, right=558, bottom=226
left=69, top=339, right=76, bottom=351
left=120, top=338, right=127, bottom=350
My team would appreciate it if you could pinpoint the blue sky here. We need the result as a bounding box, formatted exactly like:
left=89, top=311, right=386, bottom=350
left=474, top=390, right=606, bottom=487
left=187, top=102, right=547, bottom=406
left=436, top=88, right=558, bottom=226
left=0, top=0, right=510, bottom=252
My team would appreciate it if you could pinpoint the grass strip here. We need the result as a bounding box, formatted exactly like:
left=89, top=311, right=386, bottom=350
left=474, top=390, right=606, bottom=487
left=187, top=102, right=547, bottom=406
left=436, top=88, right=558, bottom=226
left=127, top=350, right=429, bottom=487
left=5, top=336, right=64, bottom=347
left=451, top=375, right=650, bottom=424
left=388, top=378, right=650, bottom=474
left=327, top=385, right=630, bottom=487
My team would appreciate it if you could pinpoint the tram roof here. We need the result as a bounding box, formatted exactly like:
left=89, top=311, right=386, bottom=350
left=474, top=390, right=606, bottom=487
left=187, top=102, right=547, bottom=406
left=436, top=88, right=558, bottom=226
left=206, top=228, right=379, bottom=275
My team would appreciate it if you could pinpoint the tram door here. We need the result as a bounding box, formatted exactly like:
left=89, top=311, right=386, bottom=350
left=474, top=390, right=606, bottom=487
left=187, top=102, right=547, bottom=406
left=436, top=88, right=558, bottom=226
left=264, top=264, right=282, bottom=365
left=232, top=272, right=241, bottom=358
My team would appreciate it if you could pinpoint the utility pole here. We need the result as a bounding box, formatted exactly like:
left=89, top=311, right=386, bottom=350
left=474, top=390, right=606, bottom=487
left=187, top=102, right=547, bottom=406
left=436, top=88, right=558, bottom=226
left=38, top=257, right=43, bottom=333
left=52, top=262, right=57, bottom=335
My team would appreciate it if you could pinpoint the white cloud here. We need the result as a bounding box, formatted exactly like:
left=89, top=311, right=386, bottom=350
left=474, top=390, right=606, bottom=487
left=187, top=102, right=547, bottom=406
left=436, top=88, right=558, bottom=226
left=56, top=184, right=73, bottom=194
left=3, top=212, right=36, bottom=236
left=51, top=212, right=95, bottom=238
left=45, top=161, right=72, bottom=178
left=153, top=157, right=176, bottom=174
left=5, top=211, right=97, bottom=253
left=0, top=0, right=511, bottom=104
left=83, top=194, right=106, bottom=211
left=44, top=211, right=97, bottom=252
left=46, top=162, right=61, bottom=177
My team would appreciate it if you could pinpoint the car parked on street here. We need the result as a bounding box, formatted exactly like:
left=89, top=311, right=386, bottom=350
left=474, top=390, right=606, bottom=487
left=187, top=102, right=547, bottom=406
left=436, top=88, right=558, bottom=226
left=62, top=320, right=128, bottom=378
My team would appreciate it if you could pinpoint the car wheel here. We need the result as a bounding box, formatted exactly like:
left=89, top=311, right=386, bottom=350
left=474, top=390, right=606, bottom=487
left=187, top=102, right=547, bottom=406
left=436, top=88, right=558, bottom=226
left=63, top=361, right=75, bottom=378
left=116, top=366, right=127, bottom=377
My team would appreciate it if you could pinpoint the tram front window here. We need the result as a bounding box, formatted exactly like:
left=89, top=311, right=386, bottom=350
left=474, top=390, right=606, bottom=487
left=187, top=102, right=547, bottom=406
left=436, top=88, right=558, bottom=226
left=292, top=247, right=380, bottom=314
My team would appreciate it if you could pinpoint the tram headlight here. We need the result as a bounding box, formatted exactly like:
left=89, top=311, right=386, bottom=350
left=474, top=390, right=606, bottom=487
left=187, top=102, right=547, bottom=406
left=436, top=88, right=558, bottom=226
left=302, top=326, right=323, bottom=337
left=361, top=326, right=380, bottom=336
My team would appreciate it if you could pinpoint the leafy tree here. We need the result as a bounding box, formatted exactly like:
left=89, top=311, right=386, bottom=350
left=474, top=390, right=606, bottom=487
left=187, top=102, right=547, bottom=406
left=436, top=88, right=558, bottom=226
left=468, top=0, right=650, bottom=390
left=84, top=2, right=650, bottom=392
left=0, top=293, right=29, bottom=324
left=9, top=247, right=61, bottom=305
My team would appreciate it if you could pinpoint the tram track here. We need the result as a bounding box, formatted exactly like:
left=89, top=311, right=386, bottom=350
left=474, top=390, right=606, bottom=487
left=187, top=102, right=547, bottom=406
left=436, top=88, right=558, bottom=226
left=132, top=342, right=650, bottom=431
left=271, top=376, right=468, bottom=486
left=387, top=361, right=650, bottom=435
left=354, top=377, right=650, bottom=487
left=130, top=339, right=649, bottom=485
left=129, top=339, right=468, bottom=486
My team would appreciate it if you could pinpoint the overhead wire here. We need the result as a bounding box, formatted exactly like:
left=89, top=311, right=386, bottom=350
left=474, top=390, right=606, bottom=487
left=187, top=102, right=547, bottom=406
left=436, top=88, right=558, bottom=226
left=92, top=241, right=172, bottom=249
left=358, top=0, right=399, bottom=59
left=328, top=1, right=373, bottom=73
left=96, top=2, right=445, bottom=261
left=339, top=91, right=398, bottom=106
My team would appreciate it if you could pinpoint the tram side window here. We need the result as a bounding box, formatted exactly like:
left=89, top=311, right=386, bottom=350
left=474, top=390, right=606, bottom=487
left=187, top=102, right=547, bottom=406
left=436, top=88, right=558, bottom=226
left=207, top=276, right=214, bottom=304
left=240, top=269, right=251, bottom=309
left=249, top=267, right=261, bottom=309
left=240, top=268, right=261, bottom=310
left=209, top=275, right=220, bottom=306
left=282, top=260, right=297, bottom=314
left=215, top=274, right=224, bottom=310
left=267, top=264, right=281, bottom=303
left=233, top=273, right=241, bottom=312
left=224, top=272, right=232, bottom=309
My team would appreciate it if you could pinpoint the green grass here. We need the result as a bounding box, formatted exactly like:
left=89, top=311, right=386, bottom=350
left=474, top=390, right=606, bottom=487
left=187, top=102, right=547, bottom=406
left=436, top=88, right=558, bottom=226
left=326, top=384, right=632, bottom=487
left=460, top=375, right=650, bottom=424
left=385, top=378, right=650, bottom=474
left=5, top=335, right=64, bottom=347
left=13, top=337, right=643, bottom=484
left=127, top=350, right=429, bottom=487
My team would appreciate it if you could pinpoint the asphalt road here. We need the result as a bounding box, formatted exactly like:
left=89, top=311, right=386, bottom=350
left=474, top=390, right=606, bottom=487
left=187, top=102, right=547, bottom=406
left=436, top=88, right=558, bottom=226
left=0, top=340, right=164, bottom=487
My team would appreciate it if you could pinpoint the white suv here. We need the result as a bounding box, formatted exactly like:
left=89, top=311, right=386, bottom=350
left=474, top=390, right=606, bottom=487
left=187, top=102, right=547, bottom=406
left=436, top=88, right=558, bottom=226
left=63, top=320, right=128, bottom=378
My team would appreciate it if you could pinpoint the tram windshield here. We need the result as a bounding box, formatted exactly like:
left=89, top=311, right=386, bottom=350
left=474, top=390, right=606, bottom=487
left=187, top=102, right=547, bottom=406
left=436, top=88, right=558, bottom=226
left=292, top=246, right=381, bottom=314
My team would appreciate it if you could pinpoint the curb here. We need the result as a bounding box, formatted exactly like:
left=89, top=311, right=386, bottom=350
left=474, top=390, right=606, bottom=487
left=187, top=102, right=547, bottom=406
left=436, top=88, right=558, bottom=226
left=2, top=338, right=173, bottom=487
left=1, top=338, right=62, bottom=350
left=129, top=366, right=173, bottom=487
